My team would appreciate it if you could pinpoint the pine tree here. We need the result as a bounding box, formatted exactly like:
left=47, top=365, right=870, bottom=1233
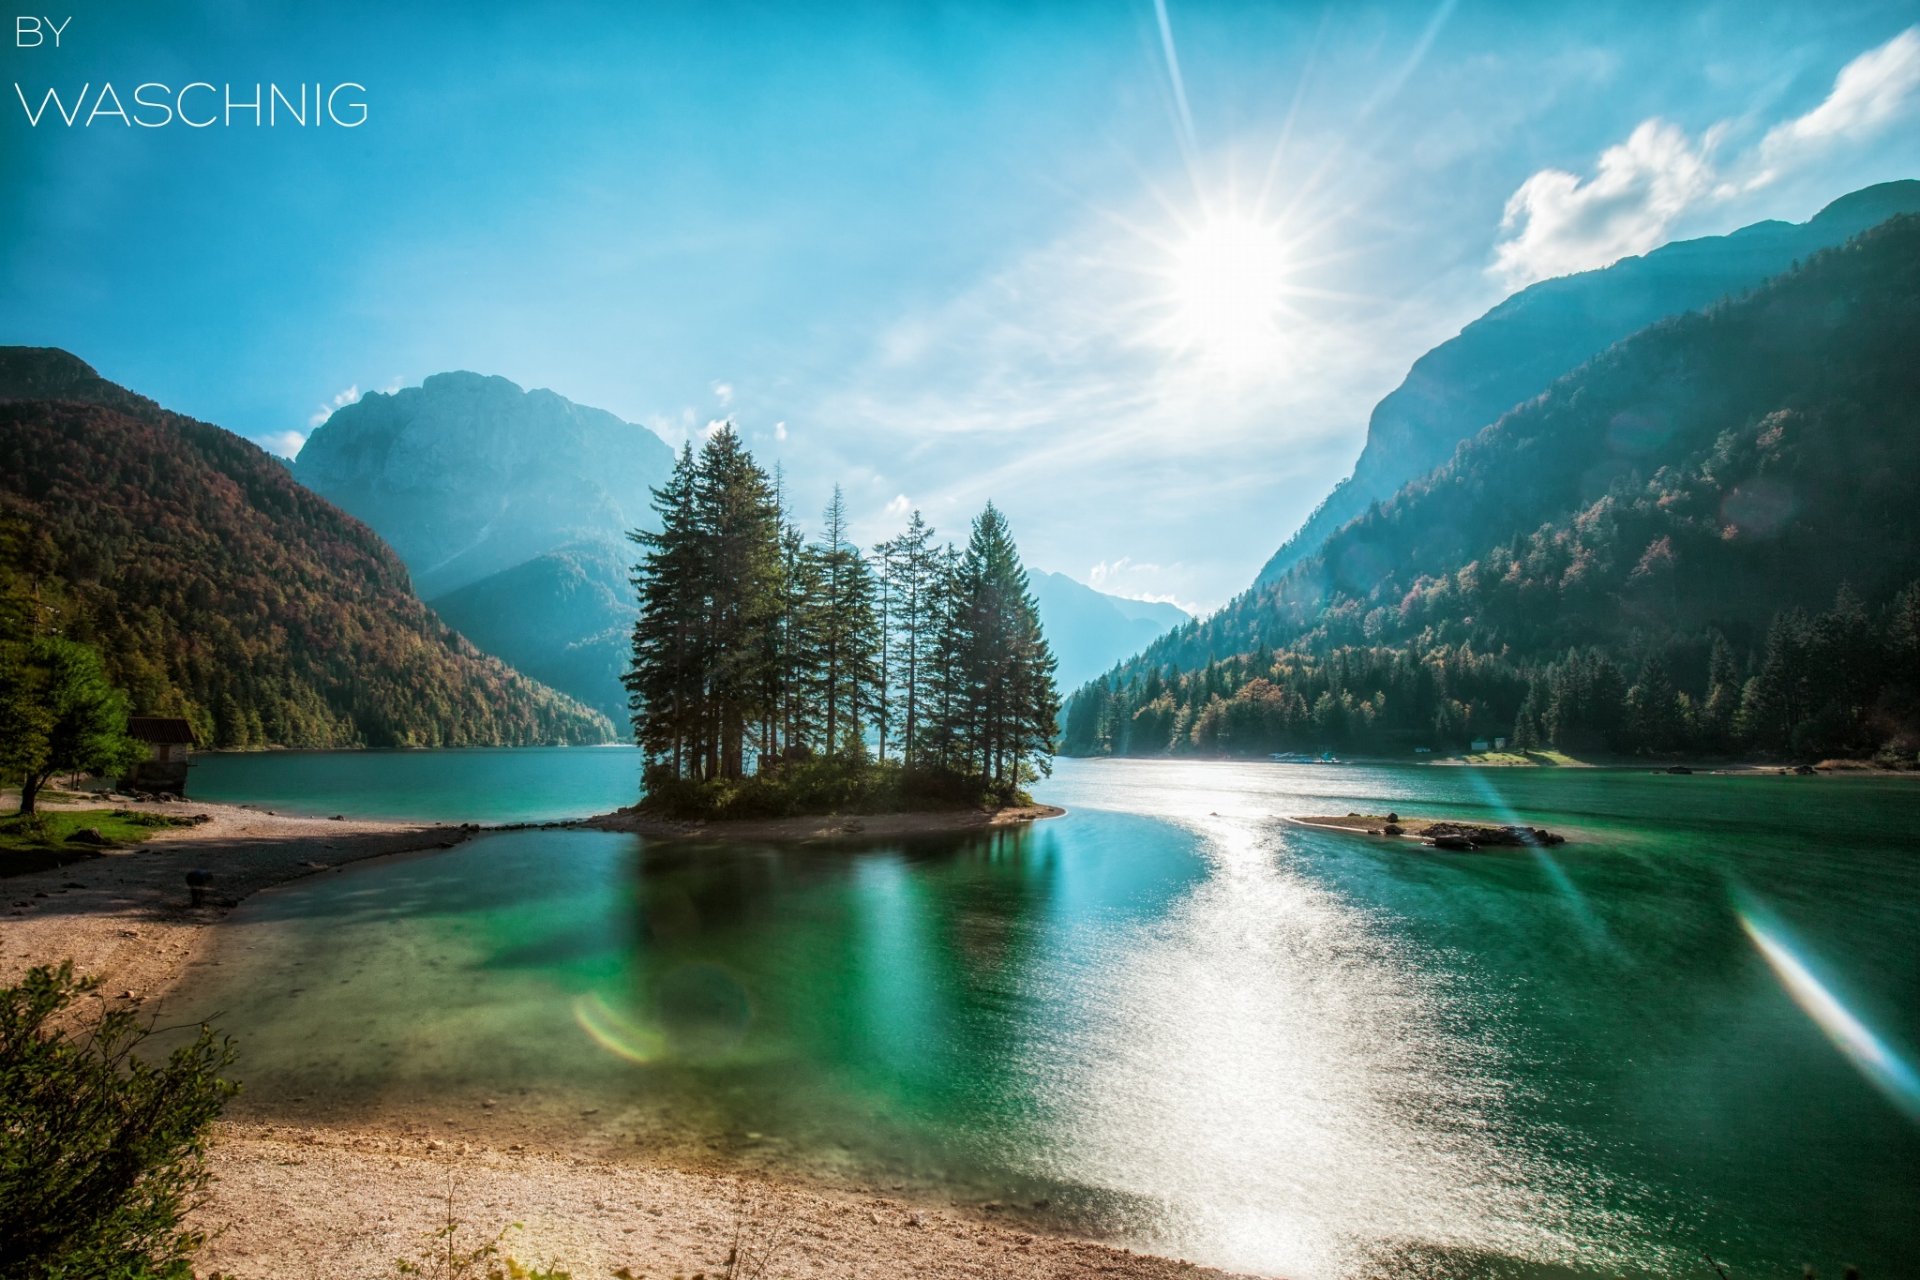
left=876, top=510, right=939, bottom=766
left=940, top=504, right=1059, bottom=797
left=626, top=445, right=705, bottom=776
left=813, top=487, right=880, bottom=758
left=692, top=427, right=786, bottom=779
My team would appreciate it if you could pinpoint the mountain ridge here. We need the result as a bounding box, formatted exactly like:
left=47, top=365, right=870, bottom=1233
left=1254, top=179, right=1920, bottom=589
left=295, top=370, right=677, bottom=599
left=0, top=347, right=613, bottom=748
left=1063, top=213, right=1920, bottom=760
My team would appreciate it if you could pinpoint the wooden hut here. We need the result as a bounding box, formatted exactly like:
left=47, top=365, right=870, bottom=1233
left=122, top=717, right=196, bottom=795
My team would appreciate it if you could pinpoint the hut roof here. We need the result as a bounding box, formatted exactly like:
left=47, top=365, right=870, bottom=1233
left=127, top=716, right=196, bottom=746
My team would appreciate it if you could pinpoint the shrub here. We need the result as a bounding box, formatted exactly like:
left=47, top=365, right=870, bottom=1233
left=0, top=962, right=238, bottom=1280
left=637, top=758, right=1027, bottom=821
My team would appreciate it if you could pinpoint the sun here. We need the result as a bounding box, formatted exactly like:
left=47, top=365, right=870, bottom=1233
left=1164, top=212, right=1296, bottom=367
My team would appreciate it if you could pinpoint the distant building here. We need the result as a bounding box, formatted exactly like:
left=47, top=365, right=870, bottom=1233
left=1470, top=738, right=1491, bottom=753
left=1494, top=736, right=1508, bottom=750
left=1413, top=746, right=1433, bottom=754
left=123, top=717, right=196, bottom=795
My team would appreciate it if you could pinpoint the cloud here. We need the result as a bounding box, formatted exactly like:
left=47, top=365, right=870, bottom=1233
left=307, top=383, right=361, bottom=427
left=1492, top=27, right=1920, bottom=288
left=1087, top=557, right=1204, bottom=618
left=773, top=420, right=788, bottom=442
left=1753, top=26, right=1920, bottom=182
left=884, top=493, right=911, bottom=518
left=1491, top=120, right=1719, bottom=288
left=254, top=430, right=308, bottom=459
left=712, top=380, right=734, bottom=407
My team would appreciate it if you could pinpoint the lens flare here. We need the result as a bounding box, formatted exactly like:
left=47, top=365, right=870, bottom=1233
left=572, top=990, right=667, bottom=1064
left=1738, top=904, right=1920, bottom=1123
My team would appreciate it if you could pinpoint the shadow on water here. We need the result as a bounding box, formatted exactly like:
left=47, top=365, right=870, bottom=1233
left=153, top=758, right=1920, bottom=1279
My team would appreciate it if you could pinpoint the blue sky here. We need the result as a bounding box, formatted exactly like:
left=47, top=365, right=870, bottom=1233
left=5, top=1, right=1919, bottom=612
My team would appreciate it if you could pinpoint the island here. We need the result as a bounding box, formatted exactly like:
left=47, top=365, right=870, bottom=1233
left=1292, top=812, right=1567, bottom=850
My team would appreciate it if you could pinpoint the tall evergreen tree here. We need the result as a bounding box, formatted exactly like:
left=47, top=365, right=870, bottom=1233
left=939, top=504, right=1059, bottom=796
left=876, top=510, right=940, bottom=766
left=813, top=487, right=880, bottom=758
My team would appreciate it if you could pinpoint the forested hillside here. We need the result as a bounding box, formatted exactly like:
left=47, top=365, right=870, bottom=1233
left=0, top=348, right=613, bottom=748
left=1064, top=216, right=1920, bottom=762
left=1254, top=179, right=1920, bottom=588
left=430, top=541, right=635, bottom=727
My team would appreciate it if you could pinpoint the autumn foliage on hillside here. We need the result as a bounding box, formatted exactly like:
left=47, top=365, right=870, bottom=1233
left=1066, top=216, right=1920, bottom=762
left=0, top=350, right=611, bottom=748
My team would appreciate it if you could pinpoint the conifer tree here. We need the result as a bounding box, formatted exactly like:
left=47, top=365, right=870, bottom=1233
left=813, top=487, right=880, bottom=758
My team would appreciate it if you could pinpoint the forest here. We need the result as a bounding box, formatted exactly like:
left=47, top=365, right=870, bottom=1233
left=0, top=349, right=611, bottom=749
left=1063, top=215, right=1920, bottom=764
left=627, top=427, right=1059, bottom=814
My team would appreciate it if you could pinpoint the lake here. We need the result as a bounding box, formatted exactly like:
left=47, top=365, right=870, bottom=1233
left=160, top=753, right=1920, bottom=1279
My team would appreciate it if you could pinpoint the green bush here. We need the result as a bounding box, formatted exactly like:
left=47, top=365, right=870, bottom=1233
left=0, top=962, right=238, bottom=1280
left=637, top=758, right=1027, bottom=821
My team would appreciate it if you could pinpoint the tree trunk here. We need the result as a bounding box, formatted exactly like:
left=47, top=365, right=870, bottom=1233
left=18, top=770, right=44, bottom=815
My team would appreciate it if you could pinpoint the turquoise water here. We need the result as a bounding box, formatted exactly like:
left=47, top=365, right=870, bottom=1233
left=160, top=755, right=1920, bottom=1278
left=189, top=746, right=642, bottom=823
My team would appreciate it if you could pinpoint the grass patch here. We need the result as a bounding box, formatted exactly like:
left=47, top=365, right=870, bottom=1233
left=1445, top=749, right=1584, bottom=767
left=0, top=809, right=201, bottom=877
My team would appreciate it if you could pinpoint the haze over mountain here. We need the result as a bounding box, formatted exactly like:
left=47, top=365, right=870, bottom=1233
left=295, top=372, right=678, bottom=600
left=1255, top=180, right=1920, bottom=589
left=296, top=371, right=1189, bottom=729
left=1065, top=213, right=1920, bottom=761
left=1025, top=570, right=1188, bottom=692
left=0, top=348, right=611, bottom=748
left=429, top=541, right=636, bottom=728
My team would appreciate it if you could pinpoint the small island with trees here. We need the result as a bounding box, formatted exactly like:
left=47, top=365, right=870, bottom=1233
left=591, top=426, right=1064, bottom=836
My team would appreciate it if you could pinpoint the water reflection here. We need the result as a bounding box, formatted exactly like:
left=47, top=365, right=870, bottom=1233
left=156, top=758, right=1920, bottom=1279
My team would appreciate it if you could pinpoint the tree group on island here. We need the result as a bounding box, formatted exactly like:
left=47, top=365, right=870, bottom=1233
left=624, top=426, right=1059, bottom=818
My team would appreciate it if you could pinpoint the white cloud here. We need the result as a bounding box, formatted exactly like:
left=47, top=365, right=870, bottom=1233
left=773, top=420, right=788, bottom=442
left=884, top=493, right=911, bottom=518
left=1754, top=26, right=1920, bottom=183
left=255, top=430, right=308, bottom=459
left=1492, top=27, right=1920, bottom=288
left=700, top=418, right=729, bottom=442
left=711, top=380, right=734, bottom=407
left=1085, top=557, right=1204, bottom=617
left=1491, top=120, right=1718, bottom=289
left=307, top=383, right=361, bottom=427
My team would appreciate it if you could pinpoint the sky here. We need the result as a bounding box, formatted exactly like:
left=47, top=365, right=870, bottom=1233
left=5, top=1, right=1920, bottom=614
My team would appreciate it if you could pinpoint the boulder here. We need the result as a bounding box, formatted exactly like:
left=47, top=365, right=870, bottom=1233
left=64, top=827, right=111, bottom=846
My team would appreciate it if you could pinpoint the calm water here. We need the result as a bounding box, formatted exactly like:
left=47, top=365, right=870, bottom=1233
left=190, top=746, right=642, bottom=823
left=160, top=755, right=1920, bottom=1279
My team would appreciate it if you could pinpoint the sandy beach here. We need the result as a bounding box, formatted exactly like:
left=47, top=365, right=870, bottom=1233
left=3, top=796, right=1236, bottom=1280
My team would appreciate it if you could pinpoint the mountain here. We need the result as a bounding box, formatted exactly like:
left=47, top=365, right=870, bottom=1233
left=294, top=371, right=676, bottom=599
left=1254, top=180, right=1920, bottom=588
left=429, top=540, right=635, bottom=727
left=0, top=348, right=612, bottom=748
left=1025, top=570, right=1189, bottom=691
left=1063, top=214, right=1920, bottom=761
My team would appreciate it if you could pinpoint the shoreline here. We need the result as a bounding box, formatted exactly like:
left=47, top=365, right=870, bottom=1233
left=581, top=802, right=1067, bottom=842
left=0, top=795, right=1246, bottom=1280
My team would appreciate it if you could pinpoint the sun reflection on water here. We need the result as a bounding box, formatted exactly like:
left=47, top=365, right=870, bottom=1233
left=1017, top=765, right=1645, bottom=1278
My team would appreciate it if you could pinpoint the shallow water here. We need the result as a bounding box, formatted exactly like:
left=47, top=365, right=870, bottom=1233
left=159, top=755, right=1920, bottom=1278
left=190, top=745, right=642, bottom=823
